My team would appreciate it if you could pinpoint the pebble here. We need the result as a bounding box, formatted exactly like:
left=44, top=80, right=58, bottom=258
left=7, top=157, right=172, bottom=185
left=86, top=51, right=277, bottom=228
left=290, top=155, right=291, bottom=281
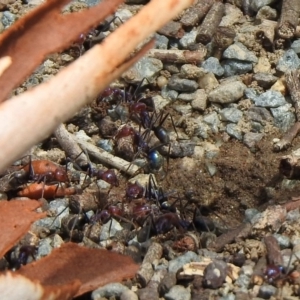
left=161, top=86, right=179, bottom=101
left=223, top=42, right=258, bottom=63
left=173, top=104, right=192, bottom=115
left=155, top=33, right=169, bottom=49
left=203, top=260, right=228, bottom=289
left=253, top=72, right=277, bottom=89
left=243, top=132, right=264, bottom=148
left=219, top=107, right=243, bottom=123
left=198, top=73, right=219, bottom=92
left=256, top=6, right=277, bottom=20
left=208, top=81, right=246, bottom=104
left=159, top=272, right=177, bottom=295
left=179, top=29, right=197, bottom=49
left=273, top=233, right=290, bottom=249
left=254, top=90, right=286, bottom=108
left=157, top=21, right=183, bottom=39
left=258, top=284, right=277, bottom=299
left=167, top=76, right=199, bottom=92
left=291, top=39, right=300, bottom=54
left=1, top=11, right=15, bottom=27
left=37, top=237, right=53, bottom=259
left=165, top=285, right=191, bottom=300
left=168, top=251, right=200, bottom=273
left=99, top=219, right=123, bottom=241
left=222, top=60, right=253, bottom=77
left=276, top=49, right=300, bottom=73
left=92, top=283, right=129, bottom=299
left=115, top=9, right=133, bottom=23
left=191, top=89, right=208, bottom=111
left=122, top=57, right=163, bottom=84
left=201, top=57, right=224, bottom=77
left=226, top=123, right=243, bottom=140
left=120, top=290, right=138, bottom=300
left=203, top=112, right=220, bottom=133
left=137, top=287, right=159, bottom=300
left=246, top=106, right=273, bottom=124
left=270, top=104, right=296, bottom=132
left=250, top=0, right=277, bottom=12
left=180, top=64, right=206, bottom=80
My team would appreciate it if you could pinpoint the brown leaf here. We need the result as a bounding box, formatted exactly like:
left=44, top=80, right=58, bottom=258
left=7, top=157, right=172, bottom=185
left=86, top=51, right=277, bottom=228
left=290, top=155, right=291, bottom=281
left=0, top=200, right=46, bottom=258
left=17, top=242, right=139, bottom=296
left=0, top=0, right=124, bottom=102
left=0, top=272, right=80, bottom=300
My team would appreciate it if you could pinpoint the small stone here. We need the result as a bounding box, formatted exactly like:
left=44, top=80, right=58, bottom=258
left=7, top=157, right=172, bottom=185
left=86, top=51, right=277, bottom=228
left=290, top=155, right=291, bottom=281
left=179, top=29, right=197, bottom=49
left=167, top=76, right=198, bottom=92
left=226, top=123, right=243, bottom=140
left=250, top=0, right=277, bottom=12
left=270, top=104, right=296, bottom=132
left=92, top=283, right=129, bottom=299
left=180, top=64, right=206, bottom=80
left=276, top=49, right=300, bottom=73
left=165, top=285, right=191, bottom=300
left=153, top=94, right=173, bottom=110
left=254, top=90, right=286, bottom=108
left=159, top=272, right=177, bottom=295
left=208, top=81, right=246, bottom=104
left=120, top=290, right=138, bottom=300
left=246, top=107, right=273, bottom=124
left=173, top=104, right=192, bottom=115
left=253, top=72, right=277, bottom=89
left=122, top=57, right=163, bottom=84
left=157, top=21, right=183, bottom=38
left=115, top=9, right=133, bottom=23
left=219, top=107, right=243, bottom=123
left=168, top=251, right=200, bottom=273
left=37, top=238, right=53, bottom=259
left=244, top=88, right=260, bottom=102
left=1, top=11, right=15, bottom=27
left=273, top=234, right=290, bottom=249
left=222, top=59, right=253, bottom=77
left=291, top=39, right=300, bottom=54
left=203, top=260, right=228, bottom=289
left=254, top=57, right=271, bottom=73
left=258, top=284, right=277, bottom=299
left=223, top=42, right=258, bottom=63
left=203, top=112, right=220, bottom=133
left=99, top=219, right=123, bottom=240
left=155, top=34, right=169, bottom=50
left=137, top=287, right=159, bottom=300
left=198, top=73, right=219, bottom=92
left=256, top=6, right=277, bottom=20
left=243, top=132, right=264, bottom=148
left=201, top=57, right=224, bottom=77
left=161, top=87, right=179, bottom=101
left=191, top=89, right=208, bottom=111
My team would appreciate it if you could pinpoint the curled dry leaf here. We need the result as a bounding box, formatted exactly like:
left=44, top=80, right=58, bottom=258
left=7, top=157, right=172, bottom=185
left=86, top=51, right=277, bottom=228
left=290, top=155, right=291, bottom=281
left=0, top=200, right=46, bottom=258
left=0, top=272, right=80, bottom=300
left=0, top=0, right=124, bottom=102
left=17, top=242, right=139, bottom=297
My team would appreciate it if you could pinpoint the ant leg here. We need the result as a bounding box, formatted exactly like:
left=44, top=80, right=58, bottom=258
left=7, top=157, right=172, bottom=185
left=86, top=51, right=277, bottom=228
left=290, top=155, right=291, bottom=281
left=133, top=77, right=151, bottom=100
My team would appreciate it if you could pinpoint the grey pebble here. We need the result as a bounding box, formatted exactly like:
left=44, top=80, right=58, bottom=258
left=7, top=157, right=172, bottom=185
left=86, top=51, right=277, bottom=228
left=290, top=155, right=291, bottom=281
left=222, top=59, right=253, bottom=77
left=155, top=33, right=169, bottom=50
left=246, top=107, right=273, bottom=124
left=168, top=76, right=198, bottom=92
left=122, top=57, right=163, bottom=84
left=253, top=73, right=277, bottom=89
left=201, top=57, right=224, bottom=77
left=256, top=6, right=277, bottom=20
left=92, top=283, right=129, bottom=299
left=203, top=260, right=228, bottom=289
left=208, top=81, right=246, bottom=104
left=173, top=104, right=192, bottom=115
left=97, top=139, right=114, bottom=153
left=179, top=29, right=197, bottom=49
left=235, top=273, right=251, bottom=289
left=270, top=104, right=296, bottom=132
left=165, top=285, right=191, bottom=300
left=157, top=21, right=183, bottom=38
left=181, top=64, right=206, bottom=80
left=226, top=123, right=243, bottom=140
left=291, top=39, right=300, bottom=54
left=137, top=287, right=159, bottom=300
left=276, top=49, right=300, bottom=73
left=48, top=199, right=69, bottom=220
left=258, top=284, right=277, bottom=299
left=120, top=290, right=138, bottom=300
left=194, top=121, right=210, bottom=139
left=37, top=237, right=53, bottom=259
left=34, top=216, right=61, bottom=230
left=243, top=132, right=264, bottom=148
left=1, top=11, right=15, bottom=28
left=168, top=251, right=200, bottom=273
left=219, top=107, right=242, bottom=123
left=273, top=233, right=290, bottom=249
left=178, top=92, right=195, bottom=102
left=203, top=112, right=220, bottom=133
left=250, top=0, right=277, bottom=12
left=244, top=88, right=260, bottom=102
left=115, top=9, right=133, bottom=23
left=99, top=218, right=123, bottom=240
left=254, top=90, right=286, bottom=108
left=159, top=272, right=177, bottom=295
left=161, top=86, right=179, bottom=101
left=223, top=42, right=258, bottom=63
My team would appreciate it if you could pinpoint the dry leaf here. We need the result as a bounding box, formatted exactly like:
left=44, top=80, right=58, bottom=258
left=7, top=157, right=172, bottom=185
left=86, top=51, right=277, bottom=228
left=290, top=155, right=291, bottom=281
left=0, top=0, right=123, bottom=102
left=0, top=272, right=80, bottom=300
left=0, top=200, right=46, bottom=258
left=17, top=243, right=139, bottom=296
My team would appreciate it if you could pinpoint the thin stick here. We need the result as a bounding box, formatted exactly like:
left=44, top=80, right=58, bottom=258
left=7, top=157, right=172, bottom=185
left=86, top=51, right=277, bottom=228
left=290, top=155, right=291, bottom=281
left=0, top=0, right=194, bottom=173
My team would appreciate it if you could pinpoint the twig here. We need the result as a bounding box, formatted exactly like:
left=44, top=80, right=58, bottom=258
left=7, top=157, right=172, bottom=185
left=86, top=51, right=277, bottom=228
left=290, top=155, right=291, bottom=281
left=147, top=48, right=207, bottom=64
left=73, top=136, right=139, bottom=176
left=0, top=0, right=194, bottom=173
left=264, top=236, right=283, bottom=266
left=277, top=0, right=300, bottom=39
left=196, top=1, right=225, bottom=45
left=54, top=124, right=88, bottom=166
